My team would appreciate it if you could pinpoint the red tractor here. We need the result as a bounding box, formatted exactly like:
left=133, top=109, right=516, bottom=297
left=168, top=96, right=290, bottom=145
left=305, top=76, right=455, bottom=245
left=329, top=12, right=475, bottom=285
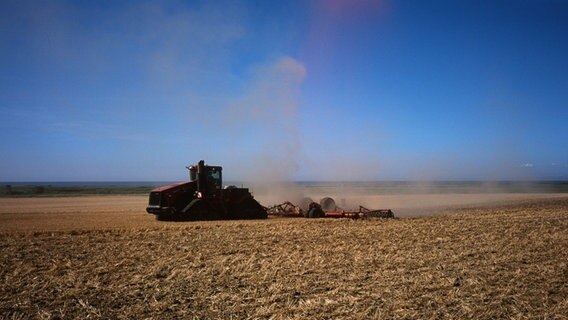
left=146, top=160, right=267, bottom=221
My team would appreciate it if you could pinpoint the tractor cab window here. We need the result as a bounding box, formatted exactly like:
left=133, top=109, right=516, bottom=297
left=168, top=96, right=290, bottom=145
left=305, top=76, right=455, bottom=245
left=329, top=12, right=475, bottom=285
left=208, top=168, right=222, bottom=190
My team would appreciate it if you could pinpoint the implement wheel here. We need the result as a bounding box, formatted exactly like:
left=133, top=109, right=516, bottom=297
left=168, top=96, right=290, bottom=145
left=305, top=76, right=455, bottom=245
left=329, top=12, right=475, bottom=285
left=308, top=207, right=325, bottom=218
left=320, top=197, right=336, bottom=211
left=306, top=202, right=325, bottom=218
left=299, top=197, right=314, bottom=213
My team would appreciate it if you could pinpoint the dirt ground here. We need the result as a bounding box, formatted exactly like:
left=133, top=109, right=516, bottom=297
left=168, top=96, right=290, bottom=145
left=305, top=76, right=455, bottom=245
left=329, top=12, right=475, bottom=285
left=0, top=196, right=152, bottom=232
left=0, top=193, right=566, bottom=232
left=1, top=195, right=567, bottom=319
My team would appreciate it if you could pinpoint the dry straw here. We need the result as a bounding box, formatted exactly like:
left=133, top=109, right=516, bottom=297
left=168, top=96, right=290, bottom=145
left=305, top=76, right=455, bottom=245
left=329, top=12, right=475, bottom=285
left=1, top=198, right=567, bottom=319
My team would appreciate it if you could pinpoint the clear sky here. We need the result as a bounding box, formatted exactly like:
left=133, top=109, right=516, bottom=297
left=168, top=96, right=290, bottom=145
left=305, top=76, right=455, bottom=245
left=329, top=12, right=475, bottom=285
left=1, top=0, right=567, bottom=182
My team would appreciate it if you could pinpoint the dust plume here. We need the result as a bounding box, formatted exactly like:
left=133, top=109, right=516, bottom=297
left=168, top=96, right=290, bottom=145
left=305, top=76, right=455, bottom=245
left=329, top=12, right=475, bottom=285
left=223, top=56, right=307, bottom=205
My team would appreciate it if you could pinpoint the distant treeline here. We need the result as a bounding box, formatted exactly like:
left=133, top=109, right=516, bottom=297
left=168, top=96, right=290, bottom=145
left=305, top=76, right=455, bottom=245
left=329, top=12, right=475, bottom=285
left=1, top=184, right=158, bottom=197
left=1, top=181, right=568, bottom=197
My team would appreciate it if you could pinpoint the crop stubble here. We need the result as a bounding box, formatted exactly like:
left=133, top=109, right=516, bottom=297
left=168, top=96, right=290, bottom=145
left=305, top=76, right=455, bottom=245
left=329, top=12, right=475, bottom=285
left=0, top=196, right=567, bottom=319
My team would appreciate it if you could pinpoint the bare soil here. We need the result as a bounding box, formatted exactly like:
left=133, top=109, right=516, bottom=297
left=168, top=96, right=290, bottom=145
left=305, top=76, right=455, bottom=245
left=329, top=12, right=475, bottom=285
left=0, top=193, right=566, bottom=232
left=1, top=195, right=567, bottom=319
left=0, top=196, right=152, bottom=232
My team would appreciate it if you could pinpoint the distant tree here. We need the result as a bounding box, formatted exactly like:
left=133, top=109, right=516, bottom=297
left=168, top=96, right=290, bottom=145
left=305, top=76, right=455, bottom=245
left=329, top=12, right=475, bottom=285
left=5, top=185, right=12, bottom=195
left=35, top=186, right=45, bottom=194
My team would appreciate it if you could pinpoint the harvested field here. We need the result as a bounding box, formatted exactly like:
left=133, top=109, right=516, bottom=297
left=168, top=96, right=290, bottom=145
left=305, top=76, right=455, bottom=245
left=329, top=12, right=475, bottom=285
left=1, top=196, right=567, bottom=318
left=1, top=193, right=567, bottom=232
left=0, top=196, right=152, bottom=232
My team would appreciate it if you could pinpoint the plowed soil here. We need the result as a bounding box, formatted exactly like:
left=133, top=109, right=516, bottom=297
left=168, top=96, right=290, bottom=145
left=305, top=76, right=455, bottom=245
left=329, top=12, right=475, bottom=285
left=1, top=195, right=567, bottom=319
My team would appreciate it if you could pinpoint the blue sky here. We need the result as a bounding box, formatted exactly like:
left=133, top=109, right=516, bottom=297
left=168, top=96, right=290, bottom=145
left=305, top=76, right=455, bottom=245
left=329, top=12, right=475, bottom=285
left=1, top=0, right=567, bottom=181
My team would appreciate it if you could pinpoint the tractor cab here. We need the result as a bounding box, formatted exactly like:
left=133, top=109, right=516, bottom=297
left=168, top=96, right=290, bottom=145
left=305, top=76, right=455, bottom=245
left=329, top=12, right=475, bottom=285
left=187, top=160, right=222, bottom=198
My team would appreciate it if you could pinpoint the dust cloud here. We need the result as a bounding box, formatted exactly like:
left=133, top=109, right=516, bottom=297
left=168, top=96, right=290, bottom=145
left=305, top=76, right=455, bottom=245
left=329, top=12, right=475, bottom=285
left=218, top=55, right=561, bottom=210
left=223, top=56, right=308, bottom=205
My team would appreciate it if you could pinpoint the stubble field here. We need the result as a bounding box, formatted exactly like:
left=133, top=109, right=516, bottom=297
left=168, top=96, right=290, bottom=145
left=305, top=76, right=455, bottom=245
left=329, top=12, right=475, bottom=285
left=1, top=194, right=567, bottom=319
